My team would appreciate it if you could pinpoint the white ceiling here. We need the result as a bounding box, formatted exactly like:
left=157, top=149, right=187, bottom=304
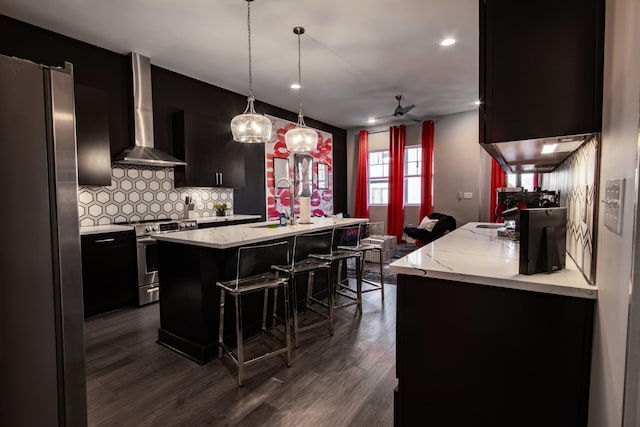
left=0, top=0, right=479, bottom=130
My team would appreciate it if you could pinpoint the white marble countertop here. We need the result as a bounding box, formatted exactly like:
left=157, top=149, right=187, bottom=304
left=194, top=214, right=261, bottom=224
left=389, top=222, right=597, bottom=299
left=79, top=224, right=134, bottom=235
left=153, top=217, right=368, bottom=250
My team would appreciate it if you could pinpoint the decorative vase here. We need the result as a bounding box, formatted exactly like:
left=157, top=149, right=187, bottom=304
left=215, top=210, right=226, bottom=217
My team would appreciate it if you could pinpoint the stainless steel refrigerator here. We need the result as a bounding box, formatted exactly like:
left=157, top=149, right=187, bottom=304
left=0, top=54, right=87, bottom=426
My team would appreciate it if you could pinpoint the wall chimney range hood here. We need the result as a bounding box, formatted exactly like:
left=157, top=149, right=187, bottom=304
left=113, top=53, right=186, bottom=167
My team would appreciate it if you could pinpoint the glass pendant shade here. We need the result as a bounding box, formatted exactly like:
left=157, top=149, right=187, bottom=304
left=284, top=26, right=317, bottom=153
left=285, top=117, right=318, bottom=153
left=230, top=0, right=271, bottom=143
left=231, top=97, right=272, bottom=143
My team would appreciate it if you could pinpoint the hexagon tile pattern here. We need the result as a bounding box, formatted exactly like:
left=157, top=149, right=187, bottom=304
left=78, top=166, right=234, bottom=226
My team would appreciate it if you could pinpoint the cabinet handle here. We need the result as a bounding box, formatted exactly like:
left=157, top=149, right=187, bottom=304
left=219, top=172, right=223, bottom=186
left=94, top=238, right=115, bottom=243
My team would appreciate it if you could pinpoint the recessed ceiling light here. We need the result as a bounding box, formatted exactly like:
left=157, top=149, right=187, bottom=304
left=290, top=83, right=301, bottom=89
left=440, top=38, right=456, bottom=47
left=474, top=100, right=481, bottom=106
left=367, top=118, right=376, bottom=124
left=541, top=144, right=557, bottom=154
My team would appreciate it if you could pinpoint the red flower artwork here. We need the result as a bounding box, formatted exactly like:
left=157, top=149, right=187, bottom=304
left=264, top=116, right=333, bottom=220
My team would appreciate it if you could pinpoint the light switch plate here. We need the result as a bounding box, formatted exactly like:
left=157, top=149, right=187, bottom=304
left=603, top=178, right=624, bottom=234
left=463, top=192, right=473, bottom=199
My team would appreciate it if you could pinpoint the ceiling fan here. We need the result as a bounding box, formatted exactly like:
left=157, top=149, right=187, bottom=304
left=374, top=95, right=421, bottom=122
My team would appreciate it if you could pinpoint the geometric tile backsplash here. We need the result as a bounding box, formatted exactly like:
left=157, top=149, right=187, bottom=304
left=77, top=166, right=233, bottom=226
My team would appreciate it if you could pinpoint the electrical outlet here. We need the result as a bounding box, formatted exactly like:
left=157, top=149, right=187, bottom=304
left=457, top=192, right=463, bottom=201
left=603, top=178, right=624, bottom=234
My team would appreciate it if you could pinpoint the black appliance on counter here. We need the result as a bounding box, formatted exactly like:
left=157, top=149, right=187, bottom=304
left=115, top=219, right=198, bottom=305
left=519, top=207, right=567, bottom=275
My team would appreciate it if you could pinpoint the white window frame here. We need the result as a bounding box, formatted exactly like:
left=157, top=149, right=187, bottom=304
left=404, top=146, right=422, bottom=206
left=367, top=146, right=429, bottom=206
left=368, top=149, right=389, bottom=206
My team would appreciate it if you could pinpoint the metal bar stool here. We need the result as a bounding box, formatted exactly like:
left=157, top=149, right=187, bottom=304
left=217, top=240, right=291, bottom=386
left=272, top=230, right=333, bottom=348
left=340, top=221, right=385, bottom=301
left=309, top=224, right=364, bottom=315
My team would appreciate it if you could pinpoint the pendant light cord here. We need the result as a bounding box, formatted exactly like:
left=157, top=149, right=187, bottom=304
left=297, top=32, right=303, bottom=121
left=296, top=29, right=306, bottom=127
left=247, top=0, right=254, bottom=99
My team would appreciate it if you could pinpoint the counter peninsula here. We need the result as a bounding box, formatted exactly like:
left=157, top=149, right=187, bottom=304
left=153, top=217, right=367, bottom=363
left=390, top=222, right=597, bottom=426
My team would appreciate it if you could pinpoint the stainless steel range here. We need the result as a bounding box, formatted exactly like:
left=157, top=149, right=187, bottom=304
left=117, top=219, right=198, bottom=305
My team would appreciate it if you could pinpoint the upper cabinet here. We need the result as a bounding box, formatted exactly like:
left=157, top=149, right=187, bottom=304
left=479, top=0, right=604, bottom=172
left=75, top=85, right=112, bottom=186
left=172, top=111, right=245, bottom=188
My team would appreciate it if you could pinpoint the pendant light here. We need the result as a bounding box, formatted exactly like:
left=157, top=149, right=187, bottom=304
left=230, top=0, right=272, bottom=143
left=285, top=27, right=318, bottom=153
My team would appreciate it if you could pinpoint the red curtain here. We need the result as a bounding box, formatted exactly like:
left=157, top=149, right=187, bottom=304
left=387, top=125, right=406, bottom=242
left=490, top=159, right=507, bottom=222
left=354, top=131, right=369, bottom=218
left=419, top=121, right=434, bottom=220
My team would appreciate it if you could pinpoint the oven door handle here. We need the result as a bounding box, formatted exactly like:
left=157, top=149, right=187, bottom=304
left=138, top=237, right=157, bottom=244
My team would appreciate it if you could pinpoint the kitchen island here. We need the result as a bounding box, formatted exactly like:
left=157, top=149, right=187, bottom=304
left=390, top=222, right=597, bottom=427
left=154, top=217, right=367, bottom=364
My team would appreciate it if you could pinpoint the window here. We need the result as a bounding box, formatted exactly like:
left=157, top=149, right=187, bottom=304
left=368, top=146, right=427, bottom=205
left=404, top=147, right=422, bottom=205
left=507, top=173, right=536, bottom=191
left=368, top=150, right=389, bottom=205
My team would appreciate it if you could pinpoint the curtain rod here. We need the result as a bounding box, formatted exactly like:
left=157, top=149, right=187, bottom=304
left=366, top=122, right=421, bottom=134
left=365, top=118, right=439, bottom=134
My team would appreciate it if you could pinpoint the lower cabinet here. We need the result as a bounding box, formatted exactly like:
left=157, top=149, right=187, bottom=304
left=81, top=231, right=137, bottom=318
left=395, top=275, right=594, bottom=427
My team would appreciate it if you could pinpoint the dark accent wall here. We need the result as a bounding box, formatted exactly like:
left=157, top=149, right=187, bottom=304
left=0, top=14, right=131, bottom=157
left=0, top=14, right=347, bottom=216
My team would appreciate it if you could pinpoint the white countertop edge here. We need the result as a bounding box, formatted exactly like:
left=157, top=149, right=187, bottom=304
left=390, top=265, right=597, bottom=299
left=79, top=224, right=134, bottom=235
left=389, top=221, right=597, bottom=300
left=194, top=214, right=262, bottom=224
left=153, top=218, right=368, bottom=250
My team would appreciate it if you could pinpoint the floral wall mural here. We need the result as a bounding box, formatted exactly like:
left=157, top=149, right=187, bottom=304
left=265, top=115, right=333, bottom=220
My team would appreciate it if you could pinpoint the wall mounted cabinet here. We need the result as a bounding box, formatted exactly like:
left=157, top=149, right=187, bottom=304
left=479, top=0, right=604, bottom=172
left=75, top=84, right=112, bottom=185
left=172, top=111, right=245, bottom=188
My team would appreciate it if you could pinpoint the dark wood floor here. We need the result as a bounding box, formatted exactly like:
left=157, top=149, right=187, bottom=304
left=84, top=285, right=397, bottom=426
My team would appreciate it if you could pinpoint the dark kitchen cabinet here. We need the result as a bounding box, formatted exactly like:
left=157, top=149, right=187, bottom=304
left=75, top=84, right=112, bottom=186
left=81, top=230, right=136, bottom=318
left=172, top=111, right=245, bottom=188
left=395, top=274, right=594, bottom=426
left=479, top=0, right=604, bottom=145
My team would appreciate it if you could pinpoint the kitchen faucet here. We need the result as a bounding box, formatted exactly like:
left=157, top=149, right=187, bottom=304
left=275, top=177, right=296, bottom=225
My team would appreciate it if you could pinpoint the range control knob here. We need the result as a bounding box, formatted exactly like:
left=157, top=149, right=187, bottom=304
left=179, top=223, right=186, bottom=229
left=153, top=225, right=159, bottom=232
left=145, top=226, right=152, bottom=232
